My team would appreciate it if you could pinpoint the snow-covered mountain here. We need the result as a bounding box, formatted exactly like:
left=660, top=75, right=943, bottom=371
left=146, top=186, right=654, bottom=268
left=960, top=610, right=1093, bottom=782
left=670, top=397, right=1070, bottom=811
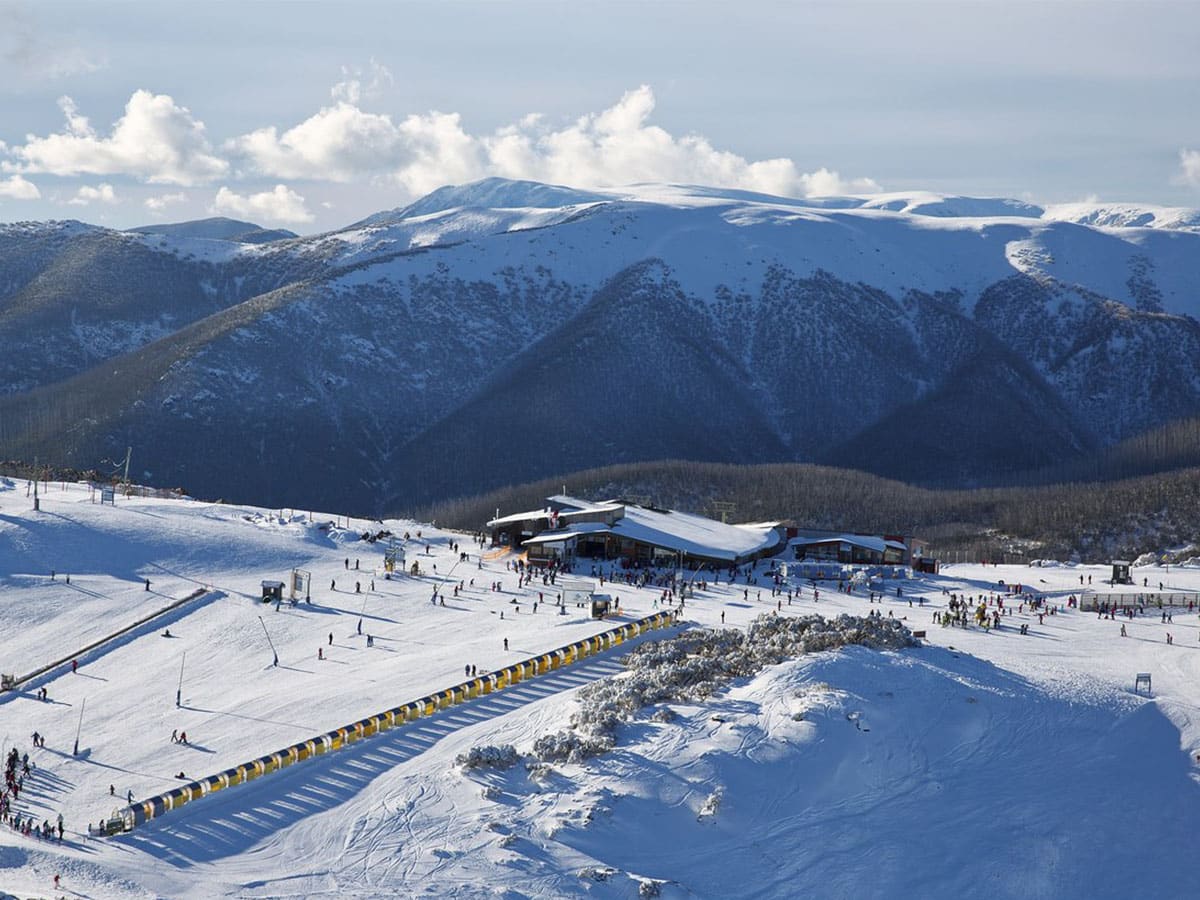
left=127, top=216, right=299, bottom=244
left=1, top=179, right=1199, bottom=513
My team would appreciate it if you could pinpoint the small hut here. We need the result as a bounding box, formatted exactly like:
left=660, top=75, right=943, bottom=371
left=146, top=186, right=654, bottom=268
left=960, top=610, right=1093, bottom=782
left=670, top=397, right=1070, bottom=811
left=261, top=580, right=285, bottom=602
left=1111, top=561, right=1133, bottom=585
left=590, top=594, right=613, bottom=619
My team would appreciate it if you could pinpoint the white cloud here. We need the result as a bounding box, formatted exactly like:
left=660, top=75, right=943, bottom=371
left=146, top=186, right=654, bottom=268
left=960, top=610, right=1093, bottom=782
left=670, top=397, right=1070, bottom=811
left=7, top=90, right=228, bottom=185
left=145, top=191, right=187, bottom=211
left=229, top=84, right=879, bottom=199
left=227, top=102, right=409, bottom=182
left=212, top=184, right=313, bottom=224
left=67, top=182, right=117, bottom=205
left=796, top=167, right=882, bottom=196
left=0, top=173, right=40, bottom=200
left=330, top=58, right=394, bottom=106
left=1179, top=149, right=1200, bottom=188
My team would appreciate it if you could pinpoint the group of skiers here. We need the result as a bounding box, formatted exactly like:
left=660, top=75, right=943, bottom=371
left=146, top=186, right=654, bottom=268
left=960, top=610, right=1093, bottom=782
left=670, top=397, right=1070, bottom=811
left=3, top=744, right=65, bottom=843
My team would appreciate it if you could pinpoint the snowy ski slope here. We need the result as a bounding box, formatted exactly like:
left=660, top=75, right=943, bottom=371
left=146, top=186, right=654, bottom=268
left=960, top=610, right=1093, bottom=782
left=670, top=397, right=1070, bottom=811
left=1, top=479, right=1199, bottom=898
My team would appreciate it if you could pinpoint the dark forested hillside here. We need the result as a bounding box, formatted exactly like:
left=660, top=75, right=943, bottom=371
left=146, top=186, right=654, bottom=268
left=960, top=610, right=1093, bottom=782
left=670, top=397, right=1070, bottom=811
left=415, top=459, right=1200, bottom=563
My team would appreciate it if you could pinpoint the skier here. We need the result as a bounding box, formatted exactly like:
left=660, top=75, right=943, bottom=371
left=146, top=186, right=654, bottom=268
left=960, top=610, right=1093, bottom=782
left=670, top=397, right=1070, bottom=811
left=171, top=729, right=178, bottom=743
left=179, top=731, right=188, bottom=745
left=328, top=632, right=333, bottom=645
left=503, top=638, right=509, bottom=651
left=318, top=647, right=324, bottom=660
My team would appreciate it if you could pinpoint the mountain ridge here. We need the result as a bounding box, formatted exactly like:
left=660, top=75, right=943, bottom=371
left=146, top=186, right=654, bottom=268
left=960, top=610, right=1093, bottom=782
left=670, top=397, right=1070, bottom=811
left=1, top=178, right=1199, bottom=513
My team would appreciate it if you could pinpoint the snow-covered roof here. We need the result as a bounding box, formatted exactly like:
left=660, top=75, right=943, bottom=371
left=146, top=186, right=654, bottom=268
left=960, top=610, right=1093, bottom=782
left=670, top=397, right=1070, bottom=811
left=615, top=505, right=775, bottom=561
left=790, top=534, right=906, bottom=554
left=515, top=497, right=777, bottom=562
left=521, top=523, right=608, bottom=546
left=546, top=495, right=624, bottom=515
left=487, top=496, right=623, bottom=528
left=487, top=508, right=553, bottom=527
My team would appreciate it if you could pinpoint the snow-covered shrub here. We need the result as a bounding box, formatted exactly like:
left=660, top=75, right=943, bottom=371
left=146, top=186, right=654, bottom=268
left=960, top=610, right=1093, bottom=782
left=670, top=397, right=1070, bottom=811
left=455, top=743, right=519, bottom=770
left=531, top=729, right=614, bottom=763
left=525, top=761, right=556, bottom=782
left=650, top=707, right=676, bottom=723
left=529, top=613, right=914, bottom=765
left=697, top=787, right=723, bottom=822
left=639, top=880, right=663, bottom=898
left=578, top=866, right=618, bottom=882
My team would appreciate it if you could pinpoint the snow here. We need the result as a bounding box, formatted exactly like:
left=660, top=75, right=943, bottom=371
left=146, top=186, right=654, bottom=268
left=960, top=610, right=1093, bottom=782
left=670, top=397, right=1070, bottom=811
left=1043, top=200, right=1200, bottom=231
left=491, top=496, right=777, bottom=562
left=2, top=481, right=1200, bottom=898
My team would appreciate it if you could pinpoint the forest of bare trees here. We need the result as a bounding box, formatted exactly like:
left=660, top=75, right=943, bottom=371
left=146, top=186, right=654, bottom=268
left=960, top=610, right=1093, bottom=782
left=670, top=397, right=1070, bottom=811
left=413, top=459, right=1200, bottom=564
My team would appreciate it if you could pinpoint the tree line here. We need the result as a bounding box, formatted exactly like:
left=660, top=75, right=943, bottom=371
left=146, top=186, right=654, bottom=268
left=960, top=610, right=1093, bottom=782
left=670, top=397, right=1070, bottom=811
left=412, top=458, right=1200, bottom=564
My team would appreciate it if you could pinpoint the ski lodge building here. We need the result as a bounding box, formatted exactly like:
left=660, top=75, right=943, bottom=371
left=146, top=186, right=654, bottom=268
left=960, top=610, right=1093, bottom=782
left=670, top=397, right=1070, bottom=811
left=788, top=531, right=927, bottom=566
left=486, top=495, right=782, bottom=567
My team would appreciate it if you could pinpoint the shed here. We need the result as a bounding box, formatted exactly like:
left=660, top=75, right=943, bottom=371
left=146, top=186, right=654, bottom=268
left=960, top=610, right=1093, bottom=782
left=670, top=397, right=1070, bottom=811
left=261, top=580, right=285, bottom=602
left=1111, top=561, right=1133, bottom=585
left=591, top=594, right=613, bottom=619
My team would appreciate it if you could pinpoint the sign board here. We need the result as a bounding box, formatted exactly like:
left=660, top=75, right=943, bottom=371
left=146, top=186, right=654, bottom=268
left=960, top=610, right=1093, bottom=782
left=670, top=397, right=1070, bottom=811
left=560, top=579, right=593, bottom=607
left=384, top=540, right=405, bottom=573
left=290, top=569, right=311, bottom=600
left=101, top=486, right=115, bottom=505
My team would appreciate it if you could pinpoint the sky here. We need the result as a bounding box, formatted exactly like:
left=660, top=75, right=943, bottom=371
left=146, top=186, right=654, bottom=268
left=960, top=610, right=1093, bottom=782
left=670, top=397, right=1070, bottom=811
left=0, top=0, right=1197, bottom=233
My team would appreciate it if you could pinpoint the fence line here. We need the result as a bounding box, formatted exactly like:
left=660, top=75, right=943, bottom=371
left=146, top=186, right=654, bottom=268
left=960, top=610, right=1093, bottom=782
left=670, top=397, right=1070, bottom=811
left=1, top=587, right=210, bottom=695
left=106, top=609, right=679, bottom=835
left=1077, top=592, right=1200, bottom=611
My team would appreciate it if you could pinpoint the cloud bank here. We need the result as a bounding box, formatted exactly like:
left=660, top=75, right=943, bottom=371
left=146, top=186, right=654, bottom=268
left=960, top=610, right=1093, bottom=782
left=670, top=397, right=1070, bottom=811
left=7, top=91, right=227, bottom=185
left=212, top=184, right=313, bottom=224
left=228, top=85, right=880, bottom=198
left=0, top=174, right=40, bottom=200
left=0, top=83, right=882, bottom=202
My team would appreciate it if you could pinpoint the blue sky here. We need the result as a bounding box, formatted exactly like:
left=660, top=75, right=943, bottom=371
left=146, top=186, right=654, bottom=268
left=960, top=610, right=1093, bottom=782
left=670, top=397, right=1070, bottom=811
left=1, top=0, right=1197, bottom=232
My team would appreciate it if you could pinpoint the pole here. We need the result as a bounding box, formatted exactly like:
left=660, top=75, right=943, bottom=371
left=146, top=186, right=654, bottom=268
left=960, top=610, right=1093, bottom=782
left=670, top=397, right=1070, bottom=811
left=176, top=651, right=186, bottom=708
left=257, top=616, right=279, bottom=667
left=73, top=697, right=85, bottom=756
